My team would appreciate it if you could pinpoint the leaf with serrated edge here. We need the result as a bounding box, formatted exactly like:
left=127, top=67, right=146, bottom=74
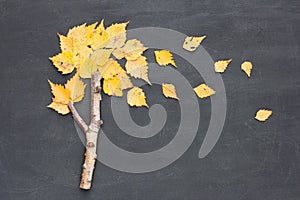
left=162, top=83, right=179, bottom=100
left=125, top=56, right=151, bottom=84
left=154, top=50, right=176, bottom=67
left=194, top=84, right=215, bottom=99
left=65, top=73, right=86, bottom=102
left=183, top=36, right=206, bottom=52
left=214, top=59, right=232, bottom=73
left=127, top=87, right=148, bottom=108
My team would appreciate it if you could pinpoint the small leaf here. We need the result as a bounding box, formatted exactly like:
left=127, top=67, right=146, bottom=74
left=194, top=84, right=215, bottom=98
left=183, top=35, right=206, bottom=52
left=49, top=52, right=74, bottom=74
left=214, top=59, right=232, bottom=73
left=154, top=50, right=176, bottom=67
left=48, top=80, right=71, bottom=104
left=125, top=56, right=151, bottom=84
left=162, top=83, right=179, bottom=100
left=65, top=73, right=86, bottom=102
left=47, top=102, right=70, bottom=115
left=255, top=109, right=272, bottom=122
left=127, top=87, right=148, bottom=108
left=241, top=61, right=253, bottom=77
left=103, top=77, right=123, bottom=96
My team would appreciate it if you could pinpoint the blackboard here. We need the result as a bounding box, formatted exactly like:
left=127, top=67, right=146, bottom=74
left=0, top=0, right=299, bottom=199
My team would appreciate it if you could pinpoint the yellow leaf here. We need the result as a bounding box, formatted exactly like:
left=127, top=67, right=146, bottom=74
left=113, top=39, right=147, bottom=60
left=154, top=50, right=176, bottom=67
left=49, top=52, right=74, bottom=74
left=127, top=87, right=148, bottom=108
left=79, top=48, right=112, bottom=78
left=48, top=80, right=71, bottom=104
left=100, top=59, right=126, bottom=79
left=241, top=61, right=253, bottom=77
left=125, top=56, right=151, bottom=84
left=214, top=59, right=232, bottom=73
left=58, top=33, right=73, bottom=52
left=47, top=102, right=70, bottom=115
left=162, top=83, right=179, bottom=100
left=86, top=20, right=109, bottom=50
left=255, top=109, right=272, bottom=122
left=117, top=73, right=133, bottom=90
left=65, top=73, right=86, bottom=102
left=67, top=23, right=87, bottom=46
left=97, top=21, right=129, bottom=49
left=183, top=35, right=206, bottom=52
left=103, top=77, right=123, bottom=96
left=105, top=21, right=129, bottom=38
left=193, top=84, right=215, bottom=98
left=72, top=44, right=92, bottom=69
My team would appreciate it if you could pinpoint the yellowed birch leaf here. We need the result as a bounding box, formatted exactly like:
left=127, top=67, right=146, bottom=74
left=162, top=83, right=179, bottom=100
left=241, top=61, right=253, bottom=77
left=47, top=102, right=70, bottom=115
left=183, top=35, right=206, bottom=52
left=214, top=59, right=232, bottom=73
left=125, top=56, right=150, bottom=84
left=255, top=109, right=272, bottom=121
left=194, top=84, right=215, bottom=98
left=154, top=50, right=176, bottom=67
left=103, top=77, right=123, bottom=97
left=65, top=73, right=86, bottom=102
left=127, top=87, right=148, bottom=108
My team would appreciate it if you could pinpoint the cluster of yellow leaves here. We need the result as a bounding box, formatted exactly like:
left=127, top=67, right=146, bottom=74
left=49, top=20, right=154, bottom=112
left=48, top=73, right=86, bottom=114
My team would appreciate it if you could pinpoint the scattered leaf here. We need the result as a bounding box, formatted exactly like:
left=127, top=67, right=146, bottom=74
left=65, top=73, right=86, bottom=102
left=125, top=56, right=151, bottom=84
left=103, top=77, right=123, bottom=96
left=214, top=59, right=232, bottom=73
left=193, top=84, right=215, bottom=98
left=255, top=109, right=272, bottom=122
left=183, top=35, right=206, bottom=52
left=127, top=87, right=148, bottom=108
left=241, top=61, right=253, bottom=77
left=162, top=83, right=179, bottom=100
left=154, top=50, right=176, bottom=67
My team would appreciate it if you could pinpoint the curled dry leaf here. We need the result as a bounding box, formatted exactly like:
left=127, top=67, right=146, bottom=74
left=241, top=61, right=253, bottom=77
left=162, top=83, right=179, bottom=100
left=255, top=109, right=272, bottom=122
left=214, top=59, right=232, bottom=73
left=183, top=35, right=206, bottom=52
left=154, top=50, right=176, bottom=67
left=127, top=87, right=148, bottom=108
left=193, top=83, right=215, bottom=99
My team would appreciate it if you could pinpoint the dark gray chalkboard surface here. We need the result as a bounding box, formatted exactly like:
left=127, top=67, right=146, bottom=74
left=0, top=0, right=299, bottom=199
